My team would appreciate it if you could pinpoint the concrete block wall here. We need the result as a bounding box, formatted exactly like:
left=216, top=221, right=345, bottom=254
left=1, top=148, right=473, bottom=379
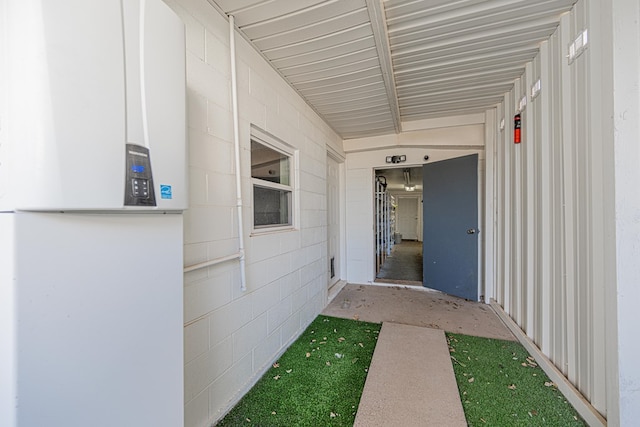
left=162, top=1, right=343, bottom=425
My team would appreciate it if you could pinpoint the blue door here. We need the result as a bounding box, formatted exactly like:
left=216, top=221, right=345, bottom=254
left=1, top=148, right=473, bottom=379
left=423, top=154, right=478, bottom=300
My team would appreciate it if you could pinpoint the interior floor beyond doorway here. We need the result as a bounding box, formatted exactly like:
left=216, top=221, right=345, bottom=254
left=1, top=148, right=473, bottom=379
left=376, top=240, right=422, bottom=284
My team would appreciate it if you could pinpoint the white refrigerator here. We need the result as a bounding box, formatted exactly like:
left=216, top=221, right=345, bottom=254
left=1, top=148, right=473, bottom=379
left=0, top=1, right=187, bottom=426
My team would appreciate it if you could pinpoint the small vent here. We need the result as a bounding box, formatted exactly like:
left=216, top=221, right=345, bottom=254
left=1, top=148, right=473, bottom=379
left=568, top=29, right=589, bottom=64
left=330, top=257, right=335, bottom=279
left=518, top=95, right=527, bottom=113
left=530, top=79, right=541, bottom=100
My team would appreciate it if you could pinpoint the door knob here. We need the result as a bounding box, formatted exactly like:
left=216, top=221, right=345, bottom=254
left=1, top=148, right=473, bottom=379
left=467, top=228, right=478, bottom=234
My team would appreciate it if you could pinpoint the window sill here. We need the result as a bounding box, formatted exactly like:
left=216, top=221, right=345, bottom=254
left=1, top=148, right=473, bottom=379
left=250, top=225, right=297, bottom=237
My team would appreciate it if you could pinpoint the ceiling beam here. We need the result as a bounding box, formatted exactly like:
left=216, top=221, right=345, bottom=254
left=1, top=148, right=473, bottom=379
left=366, top=0, right=401, bottom=134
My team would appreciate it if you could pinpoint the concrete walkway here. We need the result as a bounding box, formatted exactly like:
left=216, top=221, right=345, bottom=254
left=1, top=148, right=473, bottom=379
left=354, top=323, right=466, bottom=427
left=324, top=283, right=515, bottom=341
left=323, top=284, right=515, bottom=426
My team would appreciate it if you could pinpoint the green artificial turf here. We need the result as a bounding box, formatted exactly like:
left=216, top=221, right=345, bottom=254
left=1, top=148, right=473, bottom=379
left=216, top=315, right=381, bottom=427
left=447, top=333, right=586, bottom=426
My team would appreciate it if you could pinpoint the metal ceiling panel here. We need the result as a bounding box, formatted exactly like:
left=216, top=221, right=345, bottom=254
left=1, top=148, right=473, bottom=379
left=241, top=1, right=365, bottom=39
left=212, top=0, right=266, bottom=13
left=295, top=69, right=382, bottom=92
left=334, top=120, right=396, bottom=133
left=227, top=0, right=326, bottom=25
left=308, top=86, right=387, bottom=102
left=397, top=70, right=524, bottom=93
left=385, top=0, right=574, bottom=29
left=284, top=58, right=381, bottom=84
left=384, top=0, right=487, bottom=18
left=279, top=47, right=378, bottom=77
left=271, top=37, right=375, bottom=69
left=324, top=104, right=393, bottom=118
left=322, top=96, right=390, bottom=110
left=312, top=94, right=390, bottom=111
left=394, top=53, right=535, bottom=82
left=209, top=0, right=577, bottom=139
left=251, top=8, right=371, bottom=50
left=300, top=74, right=384, bottom=95
left=264, top=24, right=372, bottom=59
left=392, top=29, right=556, bottom=64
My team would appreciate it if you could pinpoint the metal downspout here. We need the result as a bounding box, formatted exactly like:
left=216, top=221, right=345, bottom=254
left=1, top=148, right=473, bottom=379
left=229, top=15, right=246, bottom=291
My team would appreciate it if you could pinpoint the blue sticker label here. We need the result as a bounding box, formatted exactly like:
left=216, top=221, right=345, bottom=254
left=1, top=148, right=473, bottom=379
left=160, top=185, right=172, bottom=199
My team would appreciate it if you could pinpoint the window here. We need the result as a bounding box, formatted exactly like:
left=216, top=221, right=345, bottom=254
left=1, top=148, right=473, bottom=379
left=251, top=130, right=295, bottom=229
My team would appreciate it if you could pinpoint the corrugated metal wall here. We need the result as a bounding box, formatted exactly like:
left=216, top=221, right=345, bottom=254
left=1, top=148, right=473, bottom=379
left=492, top=0, right=614, bottom=418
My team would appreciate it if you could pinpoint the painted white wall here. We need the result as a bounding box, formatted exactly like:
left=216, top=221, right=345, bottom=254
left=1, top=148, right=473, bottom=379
left=395, top=195, right=419, bottom=240
left=612, top=0, right=640, bottom=424
left=391, top=191, right=423, bottom=242
left=12, top=213, right=185, bottom=427
left=0, top=5, right=13, bottom=423
left=162, top=1, right=343, bottom=425
left=344, top=121, right=485, bottom=286
left=0, top=215, right=15, bottom=427
left=344, top=122, right=484, bottom=152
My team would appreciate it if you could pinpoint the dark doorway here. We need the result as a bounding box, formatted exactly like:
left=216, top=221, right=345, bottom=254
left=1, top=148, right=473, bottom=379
left=374, top=167, right=423, bottom=285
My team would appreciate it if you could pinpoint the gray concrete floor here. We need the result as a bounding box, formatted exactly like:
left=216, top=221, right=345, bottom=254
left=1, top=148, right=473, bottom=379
left=324, top=283, right=515, bottom=341
left=376, top=240, right=423, bottom=283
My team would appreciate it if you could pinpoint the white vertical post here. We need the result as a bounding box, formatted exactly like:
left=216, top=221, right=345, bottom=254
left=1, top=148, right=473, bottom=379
left=229, top=15, right=246, bottom=291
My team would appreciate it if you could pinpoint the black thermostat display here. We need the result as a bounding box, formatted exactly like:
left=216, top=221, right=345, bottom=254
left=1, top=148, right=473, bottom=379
left=124, top=143, right=156, bottom=206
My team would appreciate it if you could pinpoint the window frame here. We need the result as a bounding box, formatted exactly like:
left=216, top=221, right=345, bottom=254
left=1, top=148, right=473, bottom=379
left=250, top=127, right=297, bottom=234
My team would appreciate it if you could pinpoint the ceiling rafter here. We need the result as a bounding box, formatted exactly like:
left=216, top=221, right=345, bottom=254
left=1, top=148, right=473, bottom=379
left=365, top=0, right=401, bottom=134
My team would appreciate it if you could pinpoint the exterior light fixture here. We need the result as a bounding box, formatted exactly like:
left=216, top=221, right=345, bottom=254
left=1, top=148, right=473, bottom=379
left=404, top=184, right=416, bottom=192
left=385, top=155, right=406, bottom=164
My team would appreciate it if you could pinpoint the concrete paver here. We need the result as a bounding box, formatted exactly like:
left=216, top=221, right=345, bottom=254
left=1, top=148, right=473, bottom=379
left=354, top=323, right=467, bottom=427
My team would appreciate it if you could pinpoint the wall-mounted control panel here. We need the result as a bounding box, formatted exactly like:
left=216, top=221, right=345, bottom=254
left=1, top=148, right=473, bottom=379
left=124, top=144, right=156, bottom=206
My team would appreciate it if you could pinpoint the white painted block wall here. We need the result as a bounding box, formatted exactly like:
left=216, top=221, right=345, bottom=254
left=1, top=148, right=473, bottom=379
left=162, top=1, right=343, bottom=425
